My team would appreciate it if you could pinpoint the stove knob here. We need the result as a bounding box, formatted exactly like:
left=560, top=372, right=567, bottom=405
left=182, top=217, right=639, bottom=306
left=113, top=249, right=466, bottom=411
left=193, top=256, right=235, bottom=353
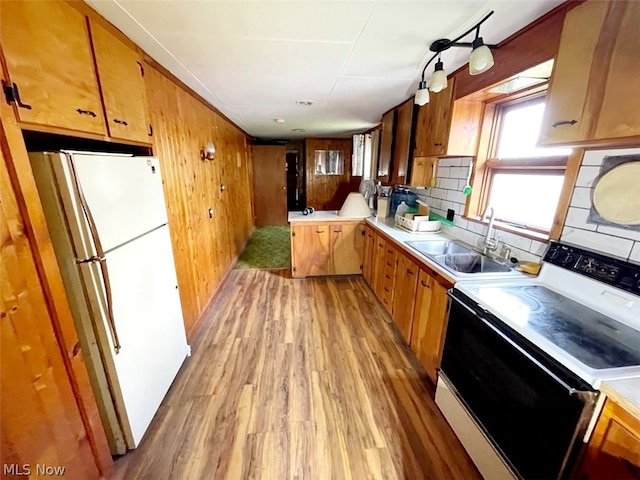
left=562, top=253, right=574, bottom=265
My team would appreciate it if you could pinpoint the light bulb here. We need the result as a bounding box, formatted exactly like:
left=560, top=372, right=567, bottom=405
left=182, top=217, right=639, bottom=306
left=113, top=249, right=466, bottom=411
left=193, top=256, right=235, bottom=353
left=429, top=60, right=448, bottom=93
left=469, top=38, right=494, bottom=75
left=414, top=81, right=430, bottom=106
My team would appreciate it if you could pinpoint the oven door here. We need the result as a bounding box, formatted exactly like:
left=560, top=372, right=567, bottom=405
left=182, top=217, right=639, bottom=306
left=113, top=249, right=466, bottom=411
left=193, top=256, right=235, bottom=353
left=440, top=289, right=599, bottom=480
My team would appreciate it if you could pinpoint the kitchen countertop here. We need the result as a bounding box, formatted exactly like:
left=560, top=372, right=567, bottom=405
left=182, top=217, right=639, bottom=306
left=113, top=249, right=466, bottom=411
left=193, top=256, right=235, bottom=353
left=367, top=215, right=640, bottom=419
left=366, top=215, right=526, bottom=284
left=600, top=378, right=640, bottom=418
left=288, top=210, right=369, bottom=222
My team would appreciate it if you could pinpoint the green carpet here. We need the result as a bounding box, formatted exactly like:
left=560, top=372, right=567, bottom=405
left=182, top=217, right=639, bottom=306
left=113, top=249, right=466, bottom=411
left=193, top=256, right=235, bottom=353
left=235, top=226, right=291, bottom=270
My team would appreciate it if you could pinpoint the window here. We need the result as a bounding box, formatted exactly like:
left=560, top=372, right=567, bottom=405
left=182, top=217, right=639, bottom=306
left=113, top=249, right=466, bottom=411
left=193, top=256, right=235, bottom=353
left=482, top=97, right=571, bottom=233
left=314, top=150, right=344, bottom=175
left=351, top=133, right=373, bottom=177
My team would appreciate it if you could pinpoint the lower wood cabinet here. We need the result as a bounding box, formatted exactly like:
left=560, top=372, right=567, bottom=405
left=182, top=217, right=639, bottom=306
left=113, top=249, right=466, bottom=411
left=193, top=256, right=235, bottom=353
left=362, top=225, right=375, bottom=284
left=578, top=398, right=640, bottom=479
left=392, top=253, right=419, bottom=343
left=409, top=269, right=452, bottom=384
left=363, top=226, right=453, bottom=383
left=380, top=243, right=399, bottom=315
left=290, top=221, right=364, bottom=278
left=371, top=234, right=386, bottom=298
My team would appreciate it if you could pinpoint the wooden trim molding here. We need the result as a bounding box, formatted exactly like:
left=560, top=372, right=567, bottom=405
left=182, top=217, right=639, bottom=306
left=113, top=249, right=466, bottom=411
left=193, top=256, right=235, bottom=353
left=549, top=148, right=583, bottom=240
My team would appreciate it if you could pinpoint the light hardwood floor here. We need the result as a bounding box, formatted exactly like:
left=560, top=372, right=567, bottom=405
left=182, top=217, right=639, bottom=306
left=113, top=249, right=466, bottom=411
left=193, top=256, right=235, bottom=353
left=114, top=270, right=479, bottom=479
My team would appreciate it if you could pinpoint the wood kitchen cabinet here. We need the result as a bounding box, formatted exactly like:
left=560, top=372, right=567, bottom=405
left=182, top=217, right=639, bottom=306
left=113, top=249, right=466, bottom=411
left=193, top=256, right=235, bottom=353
left=290, top=221, right=364, bottom=278
left=90, top=21, right=150, bottom=143
left=379, top=242, right=399, bottom=315
left=410, top=269, right=452, bottom=383
left=0, top=0, right=106, bottom=135
left=390, top=99, right=415, bottom=185
left=391, top=253, right=419, bottom=343
left=371, top=233, right=386, bottom=298
left=377, top=110, right=396, bottom=182
left=362, top=225, right=375, bottom=285
left=414, top=81, right=455, bottom=157
left=409, top=156, right=437, bottom=187
left=578, top=398, right=640, bottom=479
left=413, top=78, right=482, bottom=158
left=539, top=0, right=640, bottom=146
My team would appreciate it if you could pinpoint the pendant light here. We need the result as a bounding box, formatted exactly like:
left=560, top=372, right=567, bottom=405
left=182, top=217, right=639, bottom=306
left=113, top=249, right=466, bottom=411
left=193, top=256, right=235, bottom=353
left=428, top=56, right=448, bottom=93
left=414, top=11, right=497, bottom=103
left=414, top=81, right=430, bottom=106
left=469, top=35, right=495, bottom=75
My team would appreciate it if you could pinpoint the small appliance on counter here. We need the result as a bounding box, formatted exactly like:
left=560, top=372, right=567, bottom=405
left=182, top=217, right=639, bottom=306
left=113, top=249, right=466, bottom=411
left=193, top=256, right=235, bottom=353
left=389, top=186, right=417, bottom=215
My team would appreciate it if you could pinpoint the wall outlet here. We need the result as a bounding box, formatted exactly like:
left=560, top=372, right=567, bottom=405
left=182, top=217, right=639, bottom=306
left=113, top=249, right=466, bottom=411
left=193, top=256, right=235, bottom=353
left=447, top=209, right=455, bottom=221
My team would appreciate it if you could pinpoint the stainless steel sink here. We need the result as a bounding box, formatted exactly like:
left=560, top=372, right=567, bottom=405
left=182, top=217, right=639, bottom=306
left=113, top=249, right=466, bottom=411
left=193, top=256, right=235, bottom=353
left=406, top=240, right=513, bottom=275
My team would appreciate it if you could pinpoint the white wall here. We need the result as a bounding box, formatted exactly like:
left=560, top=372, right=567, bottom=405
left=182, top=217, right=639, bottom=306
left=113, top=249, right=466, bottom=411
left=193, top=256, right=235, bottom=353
left=413, top=149, right=640, bottom=264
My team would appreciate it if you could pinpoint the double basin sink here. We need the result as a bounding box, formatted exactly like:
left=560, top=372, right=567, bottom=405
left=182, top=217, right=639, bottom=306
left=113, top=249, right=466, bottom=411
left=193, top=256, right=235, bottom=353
left=406, top=240, right=514, bottom=276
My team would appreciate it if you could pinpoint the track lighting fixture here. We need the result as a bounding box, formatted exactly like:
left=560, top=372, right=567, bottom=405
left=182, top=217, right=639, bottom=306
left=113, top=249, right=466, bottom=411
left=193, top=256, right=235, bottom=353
left=414, top=11, right=498, bottom=105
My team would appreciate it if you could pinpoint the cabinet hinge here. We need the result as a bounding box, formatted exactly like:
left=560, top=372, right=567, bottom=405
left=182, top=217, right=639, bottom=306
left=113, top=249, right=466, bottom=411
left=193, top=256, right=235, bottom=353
left=2, top=80, right=32, bottom=110
left=137, top=61, right=145, bottom=77
left=292, top=232, right=296, bottom=237
left=292, top=267, right=296, bottom=272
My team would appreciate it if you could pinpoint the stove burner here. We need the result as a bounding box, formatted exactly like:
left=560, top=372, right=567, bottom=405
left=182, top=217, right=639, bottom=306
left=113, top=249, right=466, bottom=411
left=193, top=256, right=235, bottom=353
left=467, top=284, right=640, bottom=370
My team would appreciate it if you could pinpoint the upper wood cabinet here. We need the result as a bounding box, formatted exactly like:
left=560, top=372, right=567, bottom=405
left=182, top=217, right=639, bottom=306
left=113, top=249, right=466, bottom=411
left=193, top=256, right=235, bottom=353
left=1, top=0, right=106, bottom=135
left=90, top=21, right=150, bottom=143
left=578, top=397, right=640, bottom=479
left=414, top=81, right=455, bottom=157
left=539, top=0, right=640, bottom=146
left=390, top=99, right=415, bottom=185
left=377, top=110, right=396, bottom=182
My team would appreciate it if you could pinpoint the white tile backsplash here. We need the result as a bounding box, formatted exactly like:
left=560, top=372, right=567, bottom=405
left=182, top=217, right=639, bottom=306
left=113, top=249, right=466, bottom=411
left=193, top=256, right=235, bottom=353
left=564, top=207, right=597, bottom=231
left=575, top=166, right=601, bottom=187
left=596, top=225, right=640, bottom=242
left=411, top=149, right=640, bottom=264
left=570, top=187, right=592, bottom=209
left=438, top=158, right=462, bottom=167
left=561, top=227, right=634, bottom=259
left=449, top=166, right=467, bottom=179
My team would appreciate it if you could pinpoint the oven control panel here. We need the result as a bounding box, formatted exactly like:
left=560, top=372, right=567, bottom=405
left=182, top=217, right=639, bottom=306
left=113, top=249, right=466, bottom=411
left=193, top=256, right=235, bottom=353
left=545, top=242, right=640, bottom=296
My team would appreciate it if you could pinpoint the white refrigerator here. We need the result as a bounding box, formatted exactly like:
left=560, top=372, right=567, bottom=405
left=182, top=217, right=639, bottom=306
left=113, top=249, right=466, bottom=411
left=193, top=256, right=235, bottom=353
left=29, top=151, right=189, bottom=454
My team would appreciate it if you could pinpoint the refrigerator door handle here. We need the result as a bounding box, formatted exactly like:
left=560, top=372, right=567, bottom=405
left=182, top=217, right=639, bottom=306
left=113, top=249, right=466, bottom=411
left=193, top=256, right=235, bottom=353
left=66, top=154, right=122, bottom=354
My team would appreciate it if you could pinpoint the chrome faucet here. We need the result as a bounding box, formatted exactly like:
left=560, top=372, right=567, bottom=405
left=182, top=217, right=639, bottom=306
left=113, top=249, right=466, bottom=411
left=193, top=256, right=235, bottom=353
left=482, top=207, right=499, bottom=255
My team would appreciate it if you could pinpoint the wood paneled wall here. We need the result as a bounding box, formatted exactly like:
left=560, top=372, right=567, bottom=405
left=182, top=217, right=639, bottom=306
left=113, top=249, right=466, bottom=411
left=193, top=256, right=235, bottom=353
left=305, top=138, right=354, bottom=210
left=145, top=66, right=253, bottom=339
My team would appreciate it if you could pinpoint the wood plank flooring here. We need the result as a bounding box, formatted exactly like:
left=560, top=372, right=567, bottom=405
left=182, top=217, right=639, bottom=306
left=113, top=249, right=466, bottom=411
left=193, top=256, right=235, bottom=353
left=113, top=270, right=479, bottom=480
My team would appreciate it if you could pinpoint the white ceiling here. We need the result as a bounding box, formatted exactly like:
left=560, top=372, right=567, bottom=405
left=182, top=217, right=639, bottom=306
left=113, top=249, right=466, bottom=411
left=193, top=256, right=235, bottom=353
left=86, top=0, right=565, bottom=139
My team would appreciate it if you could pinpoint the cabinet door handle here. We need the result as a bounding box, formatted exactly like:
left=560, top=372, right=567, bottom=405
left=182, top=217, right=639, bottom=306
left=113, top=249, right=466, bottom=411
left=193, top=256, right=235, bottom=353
left=2, top=81, right=32, bottom=110
left=315, top=230, right=325, bottom=233
left=407, top=269, right=414, bottom=275
left=384, top=287, right=390, bottom=292
left=434, top=142, right=443, bottom=146
left=421, top=280, right=429, bottom=288
left=385, top=274, right=391, bottom=279
left=113, top=118, right=129, bottom=126
left=551, top=119, right=577, bottom=128
left=76, top=108, right=97, bottom=117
